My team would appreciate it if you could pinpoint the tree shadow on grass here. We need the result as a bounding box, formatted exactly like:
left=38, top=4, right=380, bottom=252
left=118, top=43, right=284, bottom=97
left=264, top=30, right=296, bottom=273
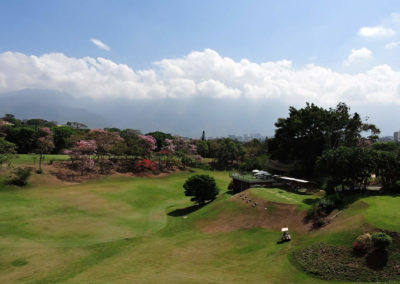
left=167, top=203, right=206, bottom=217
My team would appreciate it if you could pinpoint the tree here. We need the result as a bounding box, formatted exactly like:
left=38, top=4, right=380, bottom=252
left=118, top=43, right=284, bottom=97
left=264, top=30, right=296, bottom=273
left=138, top=135, right=157, bottom=158
left=316, top=146, right=377, bottom=193
left=64, top=140, right=97, bottom=175
left=53, top=126, right=77, bottom=153
left=183, top=175, right=219, bottom=205
left=214, top=138, right=245, bottom=170
left=120, top=129, right=142, bottom=157
left=2, top=114, right=19, bottom=125
left=0, top=138, right=16, bottom=167
left=197, top=140, right=209, bottom=157
left=269, top=102, right=380, bottom=177
left=24, top=118, right=56, bottom=128
left=201, top=130, right=205, bottom=141
left=6, top=126, right=36, bottom=153
left=146, top=131, right=173, bottom=151
left=35, top=127, right=55, bottom=172
left=86, top=129, right=124, bottom=173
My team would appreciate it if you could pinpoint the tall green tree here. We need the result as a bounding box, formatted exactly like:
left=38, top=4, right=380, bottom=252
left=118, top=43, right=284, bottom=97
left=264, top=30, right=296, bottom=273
left=6, top=126, right=36, bottom=153
left=269, top=102, right=380, bottom=177
left=201, top=130, right=205, bottom=141
left=316, top=146, right=377, bottom=193
left=53, top=126, right=77, bottom=153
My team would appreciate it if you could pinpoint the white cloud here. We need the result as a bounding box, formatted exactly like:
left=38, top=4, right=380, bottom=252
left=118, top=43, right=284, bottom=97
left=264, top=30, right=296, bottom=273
left=358, top=26, right=396, bottom=37
left=0, top=49, right=400, bottom=105
left=344, top=48, right=372, bottom=66
left=385, top=41, right=400, bottom=49
left=90, top=38, right=111, bottom=51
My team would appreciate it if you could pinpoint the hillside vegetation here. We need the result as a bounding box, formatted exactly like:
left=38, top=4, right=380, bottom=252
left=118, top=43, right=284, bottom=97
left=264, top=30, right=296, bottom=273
left=0, top=163, right=399, bottom=283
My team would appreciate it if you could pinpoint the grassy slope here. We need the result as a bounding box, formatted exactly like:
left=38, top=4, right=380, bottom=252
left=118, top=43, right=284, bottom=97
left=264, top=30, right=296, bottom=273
left=10, top=154, right=69, bottom=164
left=0, top=157, right=398, bottom=283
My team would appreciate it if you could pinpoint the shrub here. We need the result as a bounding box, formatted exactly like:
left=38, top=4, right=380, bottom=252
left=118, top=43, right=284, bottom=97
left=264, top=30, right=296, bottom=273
left=372, top=232, right=392, bottom=249
left=183, top=174, right=219, bottom=204
left=353, top=241, right=366, bottom=254
left=7, top=167, right=32, bottom=186
left=136, top=159, right=156, bottom=172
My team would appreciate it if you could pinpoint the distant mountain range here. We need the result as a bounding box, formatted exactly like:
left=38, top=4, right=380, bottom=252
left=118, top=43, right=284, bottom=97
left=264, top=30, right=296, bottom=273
left=0, top=89, right=290, bottom=137
left=0, top=88, right=396, bottom=137
left=0, top=89, right=106, bottom=128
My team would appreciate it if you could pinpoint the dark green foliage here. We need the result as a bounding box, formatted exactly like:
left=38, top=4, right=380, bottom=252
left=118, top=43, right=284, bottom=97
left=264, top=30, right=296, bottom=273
left=197, top=140, right=209, bottom=157
left=53, top=126, right=77, bottom=153
left=317, top=146, right=377, bottom=193
left=372, top=232, right=392, bottom=249
left=146, top=131, right=173, bottom=151
left=201, top=130, right=205, bottom=141
left=183, top=174, right=219, bottom=204
left=372, top=141, right=400, bottom=153
left=7, top=167, right=32, bottom=186
left=269, top=102, right=380, bottom=177
left=374, top=151, right=400, bottom=191
left=24, top=118, right=56, bottom=128
left=0, top=138, right=16, bottom=166
left=6, top=127, right=36, bottom=153
left=239, top=154, right=268, bottom=172
left=119, top=129, right=142, bottom=156
left=213, top=138, right=245, bottom=170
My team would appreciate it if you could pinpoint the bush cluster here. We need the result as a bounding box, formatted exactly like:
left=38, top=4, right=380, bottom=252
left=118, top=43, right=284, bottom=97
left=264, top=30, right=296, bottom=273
left=7, top=167, right=32, bottom=186
left=371, top=232, right=392, bottom=249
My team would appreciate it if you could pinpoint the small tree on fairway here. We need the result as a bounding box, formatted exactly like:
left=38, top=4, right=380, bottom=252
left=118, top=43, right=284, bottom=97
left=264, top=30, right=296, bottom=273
left=183, top=174, right=219, bottom=205
left=35, top=127, right=55, bottom=172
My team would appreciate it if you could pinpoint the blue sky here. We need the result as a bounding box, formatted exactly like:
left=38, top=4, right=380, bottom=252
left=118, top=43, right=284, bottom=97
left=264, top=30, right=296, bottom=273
left=1, top=0, right=399, bottom=69
left=1, top=1, right=400, bottom=136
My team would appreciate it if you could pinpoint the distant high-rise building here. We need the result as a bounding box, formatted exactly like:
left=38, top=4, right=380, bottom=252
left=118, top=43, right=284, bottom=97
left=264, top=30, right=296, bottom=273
left=394, top=131, right=400, bottom=142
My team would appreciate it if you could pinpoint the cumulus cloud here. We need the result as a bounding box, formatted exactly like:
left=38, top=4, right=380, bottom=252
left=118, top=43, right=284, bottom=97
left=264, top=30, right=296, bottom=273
left=344, top=48, right=372, bottom=66
left=0, top=49, right=400, bottom=105
left=90, top=38, right=111, bottom=51
left=385, top=41, right=400, bottom=49
left=358, top=26, right=396, bottom=37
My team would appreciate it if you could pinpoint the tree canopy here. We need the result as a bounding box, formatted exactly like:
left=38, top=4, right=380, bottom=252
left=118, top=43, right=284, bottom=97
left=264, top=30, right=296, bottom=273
left=268, top=102, right=380, bottom=177
left=183, top=174, right=219, bottom=204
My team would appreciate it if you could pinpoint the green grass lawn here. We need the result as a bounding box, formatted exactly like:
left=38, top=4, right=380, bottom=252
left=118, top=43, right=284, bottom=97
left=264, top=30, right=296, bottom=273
left=0, top=164, right=398, bottom=283
left=10, top=154, right=69, bottom=164
left=250, top=187, right=320, bottom=210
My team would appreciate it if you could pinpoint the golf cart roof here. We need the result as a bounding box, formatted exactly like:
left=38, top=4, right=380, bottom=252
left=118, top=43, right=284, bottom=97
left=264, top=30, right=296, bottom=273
left=281, top=227, right=289, bottom=232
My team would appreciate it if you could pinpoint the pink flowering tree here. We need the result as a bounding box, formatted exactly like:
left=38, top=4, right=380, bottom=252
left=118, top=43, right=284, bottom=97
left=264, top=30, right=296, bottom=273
left=138, top=135, right=156, bottom=158
left=173, top=136, right=199, bottom=168
left=35, top=127, right=55, bottom=172
left=87, top=129, right=124, bottom=173
left=64, top=140, right=97, bottom=175
left=159, top=138, right=175, bottom=168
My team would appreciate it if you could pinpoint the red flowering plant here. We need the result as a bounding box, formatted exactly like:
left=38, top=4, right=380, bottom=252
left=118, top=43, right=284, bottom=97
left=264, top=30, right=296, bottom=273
left=136, top=159, right=157, bottom=172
